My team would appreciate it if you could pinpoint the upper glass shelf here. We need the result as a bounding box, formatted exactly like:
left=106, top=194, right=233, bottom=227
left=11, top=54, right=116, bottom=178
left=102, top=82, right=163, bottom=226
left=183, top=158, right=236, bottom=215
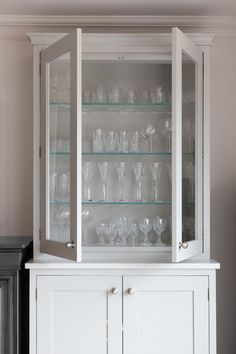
left=50, top=102, right=194, bottom=113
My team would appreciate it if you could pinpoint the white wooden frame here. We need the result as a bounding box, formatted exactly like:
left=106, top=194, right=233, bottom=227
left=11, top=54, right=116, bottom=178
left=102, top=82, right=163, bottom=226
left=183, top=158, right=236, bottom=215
left=28, top=31, right=213, bottom=262
left=40, top=29, right=82, bottom=261
left=172, top=27, right=203, bottom=262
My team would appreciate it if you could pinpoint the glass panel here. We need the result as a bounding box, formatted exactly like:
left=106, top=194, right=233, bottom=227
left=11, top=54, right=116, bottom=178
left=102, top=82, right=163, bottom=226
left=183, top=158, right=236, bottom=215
left=182, top=52, right=196, bottom=243
left=81, top=63, right=172, bottom=249
left=48, top=53, right=71, bottom=243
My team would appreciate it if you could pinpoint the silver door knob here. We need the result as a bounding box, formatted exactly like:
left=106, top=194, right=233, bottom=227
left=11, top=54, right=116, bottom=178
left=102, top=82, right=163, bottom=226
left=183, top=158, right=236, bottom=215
left=65, top=242, right=75, bottom=248
left=179, top=242, right=189, bottom=249
left=111, top=287, right=118, bottom=295
left=127, top=288, right=135, bottom=295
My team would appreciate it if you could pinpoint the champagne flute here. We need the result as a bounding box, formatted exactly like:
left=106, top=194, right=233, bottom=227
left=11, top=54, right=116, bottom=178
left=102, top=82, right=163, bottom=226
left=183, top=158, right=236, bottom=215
left=115, top=162, right=127, bottom=201
left=133, top=162, right=145, bottom=202
left=150, top=162, right=162, bottom=202
left=82, top=162, right=94, bottom=202
left=98, top=162, right=110, bottom=201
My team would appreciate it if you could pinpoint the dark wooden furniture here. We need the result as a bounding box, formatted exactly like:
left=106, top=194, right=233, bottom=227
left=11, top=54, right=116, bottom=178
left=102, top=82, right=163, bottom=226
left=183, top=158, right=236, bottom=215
left=0, top=237, right=33, bottom=354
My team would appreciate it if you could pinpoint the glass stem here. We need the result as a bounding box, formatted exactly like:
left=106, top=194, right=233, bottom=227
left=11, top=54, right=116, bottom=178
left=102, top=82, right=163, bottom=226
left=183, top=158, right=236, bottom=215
left=167, top=134, right=171, bottom=152
left=153, top=180, right=158, bottom=202
left=102, top=181, right=107, bottom=201
left=87, top=182, right=92, bottom=201
left=136, top=181, right=142, bottom=202
left=149, top=136, right=153, bottom=152
left=118, top=178, right=125, bottom=201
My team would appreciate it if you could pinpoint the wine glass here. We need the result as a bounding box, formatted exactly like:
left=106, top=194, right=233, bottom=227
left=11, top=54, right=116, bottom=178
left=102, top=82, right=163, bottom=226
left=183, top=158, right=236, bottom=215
left=82, top=209, right=92, bottom=246
left=142, top=125, right=156, bottom=152
left=139, top=217, right=152, bottom=246
left=58, top=206, right=70, bottom=243
left=150, top=162, right=162, bottom=202
left=98, top=162, right=110, bottom=201
left=82, top=162, right=94, bottom=202
left=133, top=162, right=145, bottom=202
left=115, top=162, right=127, bottom=201
left=128, top=223, right=139, bottom=246
left=96, top=223, right=107, bottom=246
left=153, top=216, right=167, bottom=246
left=58, top=172, right=70, bottom=202
left=106, top=223, right=117, bottom=246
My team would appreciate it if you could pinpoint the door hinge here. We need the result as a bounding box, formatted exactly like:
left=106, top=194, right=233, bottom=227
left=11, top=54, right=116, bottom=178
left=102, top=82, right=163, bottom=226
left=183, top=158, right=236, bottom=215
left=208, top=288, right=210, bottom=301
left=39, top=228, right=42, bottom=240
left=39, top=146, right=41, bottom=159
left=35, top=288, right=37, bottom=301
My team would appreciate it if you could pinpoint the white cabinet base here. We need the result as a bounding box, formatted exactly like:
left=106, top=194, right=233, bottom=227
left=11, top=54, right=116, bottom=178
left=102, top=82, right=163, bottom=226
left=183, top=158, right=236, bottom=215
left=27, top=262, right=219, bottom=354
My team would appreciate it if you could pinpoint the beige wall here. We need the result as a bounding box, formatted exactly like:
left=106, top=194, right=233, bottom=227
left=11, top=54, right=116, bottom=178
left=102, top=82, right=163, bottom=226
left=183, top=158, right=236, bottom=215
left=211, top=37, right=236, bottom=354
left=0, top=26, right=235, bottom=353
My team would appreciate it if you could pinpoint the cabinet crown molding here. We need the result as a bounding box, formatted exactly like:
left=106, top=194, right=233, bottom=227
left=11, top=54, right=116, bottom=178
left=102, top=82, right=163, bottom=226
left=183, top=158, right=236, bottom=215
left=0, top=14, right=235, bottom=28
left=27, top=32, right=215, bottom=46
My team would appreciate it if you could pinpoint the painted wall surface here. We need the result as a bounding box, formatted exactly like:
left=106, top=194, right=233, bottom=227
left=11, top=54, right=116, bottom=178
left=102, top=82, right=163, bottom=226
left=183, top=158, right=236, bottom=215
left=0, top=26, right=235, bottom=353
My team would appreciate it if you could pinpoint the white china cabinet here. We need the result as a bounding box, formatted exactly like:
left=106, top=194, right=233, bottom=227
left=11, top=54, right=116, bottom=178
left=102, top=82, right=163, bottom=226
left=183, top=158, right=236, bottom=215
left=26, top=28, right=219, bottom=354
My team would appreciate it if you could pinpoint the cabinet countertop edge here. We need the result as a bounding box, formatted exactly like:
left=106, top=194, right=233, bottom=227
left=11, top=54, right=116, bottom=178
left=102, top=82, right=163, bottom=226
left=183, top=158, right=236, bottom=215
left=25, top=259, right=220, bottom=270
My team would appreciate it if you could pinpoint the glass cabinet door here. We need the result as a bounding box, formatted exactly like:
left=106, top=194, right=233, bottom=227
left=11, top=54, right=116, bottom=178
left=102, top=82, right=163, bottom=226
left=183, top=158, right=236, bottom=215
left=40, top=29, right=82, bottom=261
left=172, top=28, right=203, bottom=262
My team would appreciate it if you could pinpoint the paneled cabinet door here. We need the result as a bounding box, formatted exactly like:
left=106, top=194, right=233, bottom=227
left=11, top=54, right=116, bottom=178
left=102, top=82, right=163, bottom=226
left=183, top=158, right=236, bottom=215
left=36, top=276, right=122, bottom=354
left=123, top=276, right=209, bottom=354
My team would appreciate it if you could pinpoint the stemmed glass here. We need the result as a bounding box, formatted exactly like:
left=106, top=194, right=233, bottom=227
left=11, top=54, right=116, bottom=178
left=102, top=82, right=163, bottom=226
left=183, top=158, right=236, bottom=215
left=115, top=162, right=127, bottom=201
left=82, top=209, right=92, bottom=246
left=133, top=162, right=145, bottom=202
left=98, top=162, right=110, bottom=201
left=58, top=172, right=70, bottom=202
left=153, top=216, right=167, bottom=246
left=142, top=125, right=156, bottom=152
left=128, top=223, right=139, bottom=246
left=160, top=119, right=172, bottom=152
left=96, top=223, right=107, bottom=246
left=150, top=162, right=162, bottom=202
left=139, top=217, right=152, bottom=246
left=58, top=206, right=70, bottom=243
left=82, top=162, right=94, bottom=202
left=106, top=223, right=117, bottom=246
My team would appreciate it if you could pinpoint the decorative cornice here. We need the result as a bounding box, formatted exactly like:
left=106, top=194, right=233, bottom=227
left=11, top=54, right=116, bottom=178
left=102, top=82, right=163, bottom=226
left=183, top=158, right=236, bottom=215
left=0, top=15, right=236, bottom=28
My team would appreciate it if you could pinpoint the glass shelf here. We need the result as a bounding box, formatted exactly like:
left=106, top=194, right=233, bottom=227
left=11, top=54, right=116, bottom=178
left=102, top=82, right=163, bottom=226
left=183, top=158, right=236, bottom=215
left=50, top=200, right=194, bottom=206
left=50, top=152, right=194, bottom=156
left=82, top=201, right=171, bottom=205
left=50, top=102, right=194, bottom=113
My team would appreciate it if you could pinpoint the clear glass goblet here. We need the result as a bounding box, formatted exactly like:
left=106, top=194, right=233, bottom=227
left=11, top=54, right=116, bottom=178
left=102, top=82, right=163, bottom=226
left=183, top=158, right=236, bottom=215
left=98, top=162, right=110, bottom=201
left=142, top=125, right=156, bottom=152
left=96, top=223, right=107, bottom=246
left=133, top=162, right=145, bottom=202
left=150, top=162, right=162, bottom=202
left=58, top=206, right=70, bottom=243
left=153, top=216, right=167, bottom=246
left=115, top=162, right=127, bottom=201
left=128, top=223, right=139, bottom=246
left=82, top=209, right=92, bottom=246
left=82, top=162, right=94, bottom=202
left=160, top=119, right=172, bottom=152
left=139, top=217, right=152, bottom=246
left=106, top=223, right=117, bottom=246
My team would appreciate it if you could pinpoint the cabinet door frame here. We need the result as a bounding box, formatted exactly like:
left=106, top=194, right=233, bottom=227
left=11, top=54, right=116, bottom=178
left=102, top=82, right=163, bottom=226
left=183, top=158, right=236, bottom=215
left=36, top=275, right=122, bottom=354
left=172, top=27, right=203, bottom=262
left=123, top=275, right=209, bottom=354
left=40, top=29, right=82, bottom=261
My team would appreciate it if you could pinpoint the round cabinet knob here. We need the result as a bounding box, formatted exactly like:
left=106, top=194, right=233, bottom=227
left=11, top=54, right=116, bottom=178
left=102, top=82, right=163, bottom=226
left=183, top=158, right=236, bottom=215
left=65, top=242, right=75, bottom=249
left=179, top=242, right=189, bottom=249
left=111, top=287, right=118, bottom=295
left=127, top=288, right=135, bottom=295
